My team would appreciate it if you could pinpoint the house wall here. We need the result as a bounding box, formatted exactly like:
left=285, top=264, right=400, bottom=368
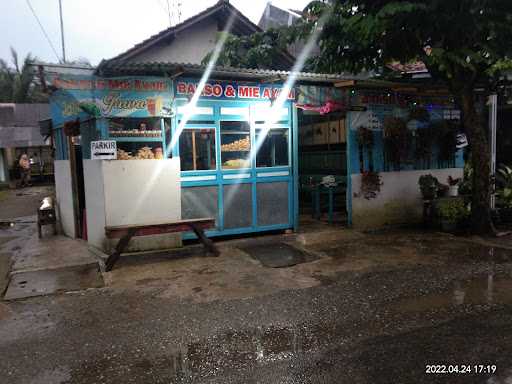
left=346, top=106, right=465, bottom=229
left=86, top=159, right=182, bottom=252
left=54, top=160, right=76, bottom=237
left=351, top=168, right=463, bottom=229
left=127, top=19, right=218, bottom=64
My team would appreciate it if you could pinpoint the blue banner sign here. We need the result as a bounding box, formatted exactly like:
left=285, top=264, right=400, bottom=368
left=175, top=79, right=296, bottom=101
left=49, top=75, right=173, bottom=126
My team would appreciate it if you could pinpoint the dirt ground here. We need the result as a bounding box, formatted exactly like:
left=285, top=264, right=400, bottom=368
left=2, top=185, right=512, bottom=383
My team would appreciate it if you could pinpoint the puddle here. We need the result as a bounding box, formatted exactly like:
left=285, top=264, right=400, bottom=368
left=241, top=242, right=319, bottom=268
left=394, top=272, right=512, bottom=313
left=70, top=324, right=328, bottom=381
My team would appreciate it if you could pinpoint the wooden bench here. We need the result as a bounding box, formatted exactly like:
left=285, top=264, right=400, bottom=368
left=104, top=218, right=218, bottom=271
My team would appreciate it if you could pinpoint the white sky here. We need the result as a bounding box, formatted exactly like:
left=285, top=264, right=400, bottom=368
left=0, top=0, right=311, bottom=66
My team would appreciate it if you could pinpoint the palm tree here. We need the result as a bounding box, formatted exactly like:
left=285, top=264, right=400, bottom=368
left=0, top=48, right=46, bottom=103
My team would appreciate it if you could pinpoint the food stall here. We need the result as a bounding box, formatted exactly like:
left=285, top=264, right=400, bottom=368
left=49, top=73, right=297, bottom=252
left=50, top=76, right=181, bottom=252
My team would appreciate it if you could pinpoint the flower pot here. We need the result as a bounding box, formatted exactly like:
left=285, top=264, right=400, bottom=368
left=448, top=185, right=459, bottom=197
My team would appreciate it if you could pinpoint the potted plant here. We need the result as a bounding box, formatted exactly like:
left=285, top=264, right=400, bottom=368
left=447, top=176, right=461, bottom=197
left=418, top=174, right=439, bottom=200
left=436, top=197, right=469, bottom=232
left=458, top=163, right=473, bottom=196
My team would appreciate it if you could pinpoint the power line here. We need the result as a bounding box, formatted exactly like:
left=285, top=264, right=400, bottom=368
left=25, top=0, right=62, bottom=63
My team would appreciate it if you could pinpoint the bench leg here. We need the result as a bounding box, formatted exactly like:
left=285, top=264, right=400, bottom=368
left=189, top=224, right=219, bottom=257
left=105, top=228, right=136, bottom=272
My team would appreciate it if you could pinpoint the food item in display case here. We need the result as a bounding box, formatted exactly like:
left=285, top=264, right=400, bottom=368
left=221, top=137, right=250, bottom=152
left=153, top=147, right=164, bottom=159
left=117, top=149, right=133, bottom=160
left=223, top=159, right=250, bottom=168
left=135, top=146, right=155, bottom=159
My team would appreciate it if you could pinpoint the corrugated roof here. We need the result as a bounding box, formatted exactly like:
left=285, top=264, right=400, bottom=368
left=0, top=104, right=50, bottom=148
left=96, top=61, right=368, bottom=84
left=0, top=104, right=50, bottom=127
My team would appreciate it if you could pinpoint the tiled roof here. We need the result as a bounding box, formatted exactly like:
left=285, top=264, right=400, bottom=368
left=96, top=61, right=366, bottom=84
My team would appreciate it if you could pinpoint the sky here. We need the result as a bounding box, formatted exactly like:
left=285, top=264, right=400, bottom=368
left=0, top=0, right=311, bottom=66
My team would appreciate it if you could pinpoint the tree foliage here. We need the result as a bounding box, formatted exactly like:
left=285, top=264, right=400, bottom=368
left=305, top=0, right=512, bottom=234
left=202, top=30, right=293, bottom=70
left=215, top=0, right=512, bottom=234
left=0, top=48, right=47, bottom=103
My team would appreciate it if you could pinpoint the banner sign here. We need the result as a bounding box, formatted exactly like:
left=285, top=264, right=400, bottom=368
left=49, top=75, right=173, bottom=126
left=175, top=79, right=296, bottom=101
left=91, top=140, right=117, bottom=160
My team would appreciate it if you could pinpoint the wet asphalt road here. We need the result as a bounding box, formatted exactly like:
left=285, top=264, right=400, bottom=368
left=1, top=254, right=512, bottom=384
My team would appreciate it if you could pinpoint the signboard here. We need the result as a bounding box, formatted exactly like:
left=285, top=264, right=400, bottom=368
left=175, top=79, right=296, bottom=101
left=49, top=75, right=174, bottom=127
left=91, top=140, right=117, bottom=160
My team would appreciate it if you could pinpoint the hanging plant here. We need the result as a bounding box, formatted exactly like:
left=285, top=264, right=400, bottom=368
left=431, top=120, right=458, bottom=162
left=357, top=126, right=374, bottom=148
left=383, top=116, right=411, bottom=169
left=408, top=106, right=430, bottom=122
left=360, top=171, right=382, bottom=199
left=415, top=125, right=434, bottom=165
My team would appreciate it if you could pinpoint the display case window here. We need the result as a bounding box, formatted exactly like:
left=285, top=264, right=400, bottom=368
left=116, top=141, right=164, bottom=160
left=108, top=117, right=162, bottom=138
left=255, top=128, right=289, bottom=167
left=179, top=129, right=216, bottom=171
left=220, top=121, right=251, bottom=169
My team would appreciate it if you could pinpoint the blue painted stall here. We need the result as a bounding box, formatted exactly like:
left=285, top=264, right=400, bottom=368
left=172, top=79, right=296, bottom=238
left=49, top=74, right=299, bottom=239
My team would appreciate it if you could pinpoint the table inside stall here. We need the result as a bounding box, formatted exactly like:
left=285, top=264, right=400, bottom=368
left=301, top=176, right=346, bottom=223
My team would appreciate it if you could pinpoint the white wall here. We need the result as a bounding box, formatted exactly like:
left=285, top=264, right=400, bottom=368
left=83, top=160, right=106, bottom=249
left=351, top=168, right=464, bottom=229
left=128, top=19, right=218, bottom=64
left=54, top=160, right=76, bottom=237
left=83, top=159, right=182, bottom=252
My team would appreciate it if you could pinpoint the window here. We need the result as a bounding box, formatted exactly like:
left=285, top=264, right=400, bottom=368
left=220, top=121, right=251, bottom=169
left=256, top=128, right=289, bottom=167
left=179, top=129, right=216, bottom=171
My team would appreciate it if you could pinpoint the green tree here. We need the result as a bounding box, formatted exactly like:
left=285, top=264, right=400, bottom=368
left=202, top=30, right=293, bottom=70
left=214, top=1, right=512, bottom=234
left=0, top=48, right=47, bottom=103
left=304, top=0, right=512, bottom=234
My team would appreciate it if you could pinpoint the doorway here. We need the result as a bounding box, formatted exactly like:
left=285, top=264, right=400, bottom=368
left=297, top=109, right=348, bottom=227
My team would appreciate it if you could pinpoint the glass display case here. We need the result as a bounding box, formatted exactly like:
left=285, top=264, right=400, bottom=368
left=255, top=128, right=289, bottom=167
left=220, top=121, right=251, bottom=169
left=108, top=117, right=162, bottom=138
left=106, top=117, right=166, bottom=160
left=116, top=142, right=164, bottom=160
left=179, top=128, right=216, bottom=171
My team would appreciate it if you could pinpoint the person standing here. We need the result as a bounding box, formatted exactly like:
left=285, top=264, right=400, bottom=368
left=18, top=154, right=31, bottom=188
